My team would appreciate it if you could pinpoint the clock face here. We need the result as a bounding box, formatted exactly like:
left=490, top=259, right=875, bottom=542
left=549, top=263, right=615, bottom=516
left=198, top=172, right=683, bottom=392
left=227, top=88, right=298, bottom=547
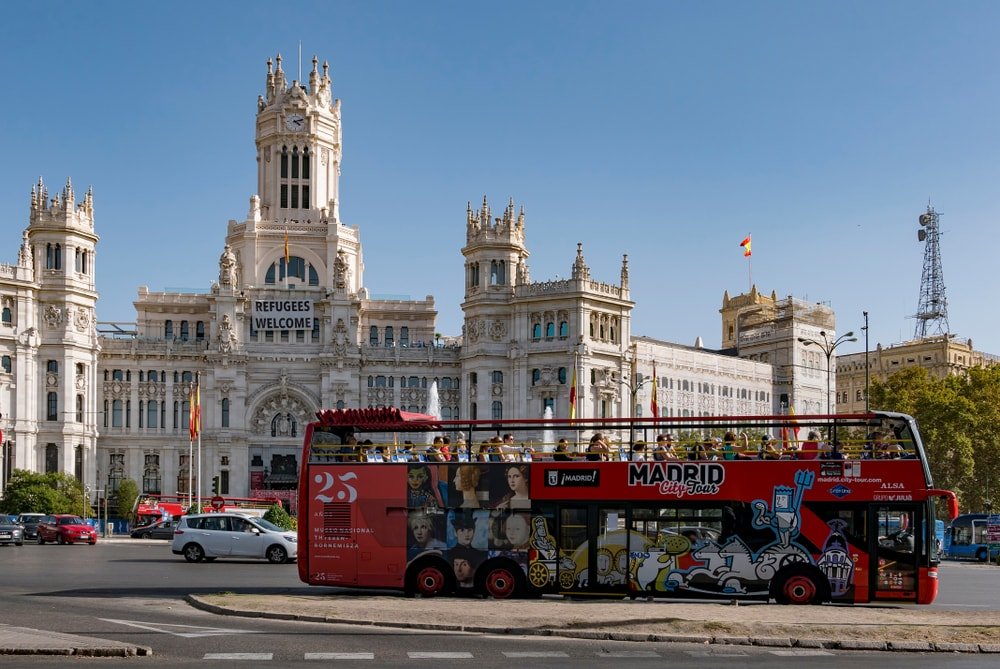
left=285, top=113, right=305, bottom=131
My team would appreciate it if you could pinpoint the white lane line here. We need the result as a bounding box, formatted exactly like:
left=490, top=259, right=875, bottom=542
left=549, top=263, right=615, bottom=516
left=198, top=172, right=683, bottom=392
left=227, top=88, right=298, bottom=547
left=100, top=618, right=254, bottom=638
left=503, top=651, right=571, bottom=658
left=770, top=650, right=834, bottom=656
left=687, top=650, right=749, bottom=657
left=596, top=650, right=661, bottom=658
left=305, top=652, right=375, bottom=660
left=408, top=651, right=475, bottom=659
left=204, top=653, right=273, bottom=660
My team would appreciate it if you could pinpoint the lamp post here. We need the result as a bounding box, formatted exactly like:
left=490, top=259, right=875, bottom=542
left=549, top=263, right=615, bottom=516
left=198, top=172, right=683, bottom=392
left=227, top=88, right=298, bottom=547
left=797, top=330, right=858, bottom=415
left=862, top=312, right=870, bottom=413
left=621, top=374, right=648, bottom=451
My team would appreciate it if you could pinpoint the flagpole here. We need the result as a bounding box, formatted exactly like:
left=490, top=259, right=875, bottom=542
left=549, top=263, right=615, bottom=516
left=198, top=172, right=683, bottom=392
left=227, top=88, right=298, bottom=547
left=195, top=371, right=202, bottom=511
left=187, top=437, right=193, bottom=509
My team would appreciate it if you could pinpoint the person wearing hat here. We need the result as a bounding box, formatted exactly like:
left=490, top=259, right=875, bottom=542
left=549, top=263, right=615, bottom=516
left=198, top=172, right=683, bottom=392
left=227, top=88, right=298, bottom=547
left=451, top=510, right=478, bottom=549
left=450, top=544, right=484, bottom=589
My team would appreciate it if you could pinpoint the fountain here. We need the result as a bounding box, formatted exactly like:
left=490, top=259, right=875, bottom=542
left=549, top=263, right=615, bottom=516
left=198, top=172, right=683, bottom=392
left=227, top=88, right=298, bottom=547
left=425, top=380, right=440, bottom=444
left=542, top=405, right=555, bottom=453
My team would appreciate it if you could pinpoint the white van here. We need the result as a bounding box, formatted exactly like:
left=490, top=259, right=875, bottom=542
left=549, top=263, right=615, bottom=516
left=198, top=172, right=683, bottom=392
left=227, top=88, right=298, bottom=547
left=171, top=512, right=297, bottom=564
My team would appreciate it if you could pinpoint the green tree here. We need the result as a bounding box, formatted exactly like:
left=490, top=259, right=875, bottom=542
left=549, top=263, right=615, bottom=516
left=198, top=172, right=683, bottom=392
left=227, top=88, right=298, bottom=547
left=115, top=479, right=140, bottom=524
left=0, top=470, right=85, bottom=515
left=263, top=503, right=295, bottom=530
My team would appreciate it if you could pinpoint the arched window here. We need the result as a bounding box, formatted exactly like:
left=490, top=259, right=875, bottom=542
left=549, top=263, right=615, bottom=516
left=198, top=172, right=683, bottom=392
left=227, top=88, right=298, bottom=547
left=147, top=400, right=158, bottom=429
left=47, top=392, right=58, bottom=421
left=532, top=323, right=541, bottom=339
left=531, top=369, right=541, bottom=385
left=559, top=321, right=569, bottom=337
left=384, top=326, right=394, bottom=347
left=545, top=322, right=555, bottom=337
left=143, top=453, right=161, bottom=494
left=492, top=401, right=503, bottom=420
left=180, top=320, right=190, bottom=341
left=164, top=320, right=173, bottom=339
left=492, top=371, right=503, bottom=384
left=369, top=326, right=379, bottom=346
left=221, top=398, right=230, bottom=428
left=47, top=360, right=59, bottom=374
left=400, top=326, right=409, bottom=347
left=1, top=306, right=11, bottom=325
left=195, top=321, right=205, bottom=341
left=270, top=412, right=297, bottom=438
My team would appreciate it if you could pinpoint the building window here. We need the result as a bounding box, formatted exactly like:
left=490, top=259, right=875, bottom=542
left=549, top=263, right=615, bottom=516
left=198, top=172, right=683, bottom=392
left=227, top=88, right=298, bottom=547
left=545, top=322, right=555, bottom=338
left=369, top=326, right=378, bottom=346
left=76, top=394, right=84, bottom=422
left=164, top=320, right=173, bottom=339
left=143, top=453, right=161, bottom=494
left=492, top=401, right=503, bottom=420
left=385, top=326, right=394, bottom=347
left=196, top=321, right=205, bottom=341
left=543, top=397, right=554, bottom=414
left=270, top=413, right=297, bottom=438
left=47, top=392, right=58, bottom=421
left=112, top=399, right=123, bottom=428
left=532, top=323, right=541, bottom=339
left=46, top=243, right=62, bottom=270
left=531, top=369, right=540, bottom=385
left=108, top=453, right=125, bottom=494
left=47, top=360, right=59, bottom=374
left=75, top=445, right=84, bottom=481
left=221, top=398, right=230, bottom=428
left=147, top=400, right=158, bottom=429
left=400, top=326, right=409, bottom=347
left=45, top=443, right=59, bottom=473
left=180, top=320, right=189, bottom=341
left=558, top=367, right=567, bottom=384
left=559, top=321, right=569, bottom=337
left=492, top=370, right=503, bottom=384
left=1, top=355, right=11, bottom=374
left=1, top=306, right=11, bottom=325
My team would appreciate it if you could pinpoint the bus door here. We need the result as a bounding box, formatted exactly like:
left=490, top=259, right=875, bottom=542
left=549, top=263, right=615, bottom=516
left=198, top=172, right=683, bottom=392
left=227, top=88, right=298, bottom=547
left=870, top=505, right=921, bottom=601
left=557, top=505, right=629, bottom=595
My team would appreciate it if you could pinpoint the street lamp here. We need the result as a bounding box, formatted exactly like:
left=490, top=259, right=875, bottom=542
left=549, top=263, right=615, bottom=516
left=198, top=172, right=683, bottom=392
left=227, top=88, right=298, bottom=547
left=862, top=312, right=870, bottom=413
left=621, top=374, right=648, bottom=450
left=797, top=330, right=857, bottom=415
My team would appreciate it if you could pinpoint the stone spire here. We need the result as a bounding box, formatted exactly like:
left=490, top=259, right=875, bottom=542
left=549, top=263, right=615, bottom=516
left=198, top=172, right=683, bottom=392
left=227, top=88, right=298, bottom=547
left=571, top=243, right=590, bottom=280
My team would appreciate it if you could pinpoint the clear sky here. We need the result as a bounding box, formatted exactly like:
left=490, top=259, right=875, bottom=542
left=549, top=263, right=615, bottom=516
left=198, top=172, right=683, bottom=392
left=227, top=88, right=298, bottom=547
left=3, top=1, right=999, bottom=356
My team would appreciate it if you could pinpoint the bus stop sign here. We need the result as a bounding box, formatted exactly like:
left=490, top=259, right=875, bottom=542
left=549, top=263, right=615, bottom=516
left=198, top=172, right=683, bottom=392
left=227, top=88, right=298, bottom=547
left=210, top=495, right=225, bottom=511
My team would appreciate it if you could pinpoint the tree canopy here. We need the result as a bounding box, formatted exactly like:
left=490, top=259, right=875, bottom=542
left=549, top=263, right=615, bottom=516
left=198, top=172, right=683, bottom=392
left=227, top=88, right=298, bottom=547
left=0, top=470, right=87, bottom=516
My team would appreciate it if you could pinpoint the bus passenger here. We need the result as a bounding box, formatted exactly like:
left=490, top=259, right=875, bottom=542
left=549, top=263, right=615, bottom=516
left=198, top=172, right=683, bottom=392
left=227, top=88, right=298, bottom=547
left=553, top=438, right=573, bottom=461
left=821, top=440, right=846, bottom=460
left=760, top=438, right=782, bottom=460
left=631, top=441, right=647, bottom=461
left=586, top=433, right=610, bottom=461
left=652, top=434, right=679, bottom=461
left=797, top=431, right=821, bottom=460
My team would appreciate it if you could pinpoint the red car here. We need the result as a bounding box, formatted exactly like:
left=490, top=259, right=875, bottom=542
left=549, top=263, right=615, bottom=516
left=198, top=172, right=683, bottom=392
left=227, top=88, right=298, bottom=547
left=36, top=514, right=98, bottom=545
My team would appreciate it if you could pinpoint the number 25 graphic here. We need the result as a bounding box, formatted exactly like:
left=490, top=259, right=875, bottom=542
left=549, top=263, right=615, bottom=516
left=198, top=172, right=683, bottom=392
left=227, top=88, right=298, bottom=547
left=314, top=471, right=358, bottom=503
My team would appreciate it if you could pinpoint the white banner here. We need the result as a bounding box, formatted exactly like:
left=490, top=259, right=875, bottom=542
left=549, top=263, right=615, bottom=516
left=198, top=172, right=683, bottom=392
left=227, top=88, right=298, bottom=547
left=251, top=299, right=314, bottom=331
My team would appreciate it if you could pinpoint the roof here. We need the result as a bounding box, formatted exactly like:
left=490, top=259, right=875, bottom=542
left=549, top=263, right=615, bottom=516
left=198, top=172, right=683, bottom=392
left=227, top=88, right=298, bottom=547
left=314, top=407, right=440, bottom=431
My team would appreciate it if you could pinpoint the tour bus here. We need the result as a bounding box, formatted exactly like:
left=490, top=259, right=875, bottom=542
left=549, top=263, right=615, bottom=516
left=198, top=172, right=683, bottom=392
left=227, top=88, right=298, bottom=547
left=132, top=494, right=282, bottom=527
left=943, top=513, right=1000, bottom=562
left=297, top=408, right=957, bottom=605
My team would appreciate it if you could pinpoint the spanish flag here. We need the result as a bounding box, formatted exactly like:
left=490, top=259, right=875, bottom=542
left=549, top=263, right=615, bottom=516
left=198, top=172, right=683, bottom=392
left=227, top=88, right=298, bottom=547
left=740, top=234, right=752, bottom=257
left=569, top=367, right=577, bottom=420
left=189, top=375, right=201, bottom=441
left=284, top=228, right=290, bottom=266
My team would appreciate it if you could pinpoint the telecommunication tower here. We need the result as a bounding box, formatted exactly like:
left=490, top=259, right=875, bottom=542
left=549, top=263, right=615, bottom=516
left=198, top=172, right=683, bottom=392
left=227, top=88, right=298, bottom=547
left=912, top=204, right=949, bottom=339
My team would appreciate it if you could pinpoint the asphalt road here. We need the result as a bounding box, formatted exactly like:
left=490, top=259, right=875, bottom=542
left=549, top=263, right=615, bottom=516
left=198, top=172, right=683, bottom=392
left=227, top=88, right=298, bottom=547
left=0, top=541, right=997, bottom=668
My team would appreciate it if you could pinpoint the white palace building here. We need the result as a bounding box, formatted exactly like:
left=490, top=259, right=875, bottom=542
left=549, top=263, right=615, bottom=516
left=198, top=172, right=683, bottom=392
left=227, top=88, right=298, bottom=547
left=0, top=54, right=839, bottom=508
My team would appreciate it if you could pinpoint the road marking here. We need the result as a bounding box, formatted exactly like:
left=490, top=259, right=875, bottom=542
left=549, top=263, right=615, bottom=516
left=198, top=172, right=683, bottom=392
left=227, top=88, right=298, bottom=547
left=597, top=650, right=661, bottom=658
left=305, top=652, right=375, bottom=660
left=770, top=650, right=834, bottom=656
left=503, top=651, right=571, bottom=658
left=204, top=653, right=273, bottom=660
left=100, top=618, right=255, bottom=638
left=408, top=651, right=475, bottom=659
left=687, top=650, right=749, bottom=657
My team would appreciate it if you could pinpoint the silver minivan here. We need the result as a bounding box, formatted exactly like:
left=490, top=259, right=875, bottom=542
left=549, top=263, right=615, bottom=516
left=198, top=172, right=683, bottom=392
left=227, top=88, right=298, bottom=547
left=171, top=512, right=297, bottom=564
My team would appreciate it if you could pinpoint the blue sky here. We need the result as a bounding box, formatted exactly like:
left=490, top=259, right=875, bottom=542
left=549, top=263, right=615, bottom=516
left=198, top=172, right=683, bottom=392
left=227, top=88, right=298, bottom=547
left=3, top=1, right=999, bottom=356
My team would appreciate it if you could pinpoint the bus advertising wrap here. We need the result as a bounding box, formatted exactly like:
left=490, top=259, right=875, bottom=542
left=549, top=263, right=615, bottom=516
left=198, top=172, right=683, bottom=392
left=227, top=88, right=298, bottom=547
left=252, top=299, right=314, bottom=331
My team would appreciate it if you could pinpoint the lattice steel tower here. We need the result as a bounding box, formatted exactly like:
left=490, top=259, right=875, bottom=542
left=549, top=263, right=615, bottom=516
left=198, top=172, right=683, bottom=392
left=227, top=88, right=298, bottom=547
left=912, top=205, right=949, bottom=339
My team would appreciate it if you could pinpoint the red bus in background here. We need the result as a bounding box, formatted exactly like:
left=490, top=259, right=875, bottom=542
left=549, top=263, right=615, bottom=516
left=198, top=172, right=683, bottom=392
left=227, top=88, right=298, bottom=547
left=297, top=408, right=957, bottom=605
left=132, top=494, right=282, bottom=527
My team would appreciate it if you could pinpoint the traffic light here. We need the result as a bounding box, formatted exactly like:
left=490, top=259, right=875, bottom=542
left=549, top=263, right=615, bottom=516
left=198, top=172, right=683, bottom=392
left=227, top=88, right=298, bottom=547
left=211, top=475, right=220, bottom=495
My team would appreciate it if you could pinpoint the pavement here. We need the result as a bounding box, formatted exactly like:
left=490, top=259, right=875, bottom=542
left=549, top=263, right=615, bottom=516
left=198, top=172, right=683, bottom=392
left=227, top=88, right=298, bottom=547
left=2, top=536, right=999, bottom=656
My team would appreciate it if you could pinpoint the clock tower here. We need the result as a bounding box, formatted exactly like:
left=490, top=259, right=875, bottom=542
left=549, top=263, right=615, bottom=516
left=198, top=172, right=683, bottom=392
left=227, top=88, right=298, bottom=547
left=255, top=53, right=342, bottom=223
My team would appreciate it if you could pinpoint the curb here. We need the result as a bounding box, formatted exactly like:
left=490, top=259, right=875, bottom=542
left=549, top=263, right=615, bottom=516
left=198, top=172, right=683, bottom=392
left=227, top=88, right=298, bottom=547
left=183, top=596, right=994, bottom=654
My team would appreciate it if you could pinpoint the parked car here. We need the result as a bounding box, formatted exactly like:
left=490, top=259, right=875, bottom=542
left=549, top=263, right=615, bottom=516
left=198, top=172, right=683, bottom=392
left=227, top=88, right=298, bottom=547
left=16, top=513, right=46, bottom=540
left=171, top=512, right=296, bottom=564
left=130, top=518, right=180, bottom=540
left=37, top=514, right=98, bottom=545
left=0, top=517, right=24, bottom=546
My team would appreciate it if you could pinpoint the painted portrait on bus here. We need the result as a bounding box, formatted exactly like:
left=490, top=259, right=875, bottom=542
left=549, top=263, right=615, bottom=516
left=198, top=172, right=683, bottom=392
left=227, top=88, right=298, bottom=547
left=447, top=464, right=490, bottom=509
left=406, top=463, right=444, bottom=510
left=449, top=545, right=484, bottom=589
left=406, top=509, right=447, bottom=561
left=490, top=464, right=530, bottom=509
left=489, top=511, right=531, bottom=551
left=448, top=509, right=489, bottom=551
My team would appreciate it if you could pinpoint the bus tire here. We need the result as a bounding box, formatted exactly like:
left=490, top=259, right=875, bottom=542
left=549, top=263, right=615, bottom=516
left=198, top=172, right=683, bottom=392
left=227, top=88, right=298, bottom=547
left=405, top=557, right=453, bottom=598
left=478, top=559, right=524, bottom=599
left=771, top=565, right=828, bottom=605
left=976, top=547, right=988, bottom=562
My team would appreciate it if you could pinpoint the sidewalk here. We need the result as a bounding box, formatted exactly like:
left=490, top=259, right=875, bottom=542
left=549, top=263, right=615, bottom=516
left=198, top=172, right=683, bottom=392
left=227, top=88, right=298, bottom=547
left=188, top=592, right=1000, bottom=654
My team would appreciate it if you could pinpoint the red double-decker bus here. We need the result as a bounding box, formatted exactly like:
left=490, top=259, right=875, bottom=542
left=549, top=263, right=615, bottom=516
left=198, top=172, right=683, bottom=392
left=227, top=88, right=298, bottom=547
left=297, top=408, right=956, bottom=605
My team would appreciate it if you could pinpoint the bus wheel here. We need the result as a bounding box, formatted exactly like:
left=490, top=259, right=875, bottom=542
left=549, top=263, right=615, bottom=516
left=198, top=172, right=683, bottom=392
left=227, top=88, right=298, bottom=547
left=412, top=565, right=448, bottom=597
left=774, top=571, right=822, bottom=605
left=482, top=565, right=521, bottom=599
left=977, top=547, right=988, bottom=562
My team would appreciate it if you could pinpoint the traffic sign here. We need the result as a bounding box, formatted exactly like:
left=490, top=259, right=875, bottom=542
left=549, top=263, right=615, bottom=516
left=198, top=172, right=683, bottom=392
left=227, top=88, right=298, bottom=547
left=210, top=495, right=225, bottom=511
